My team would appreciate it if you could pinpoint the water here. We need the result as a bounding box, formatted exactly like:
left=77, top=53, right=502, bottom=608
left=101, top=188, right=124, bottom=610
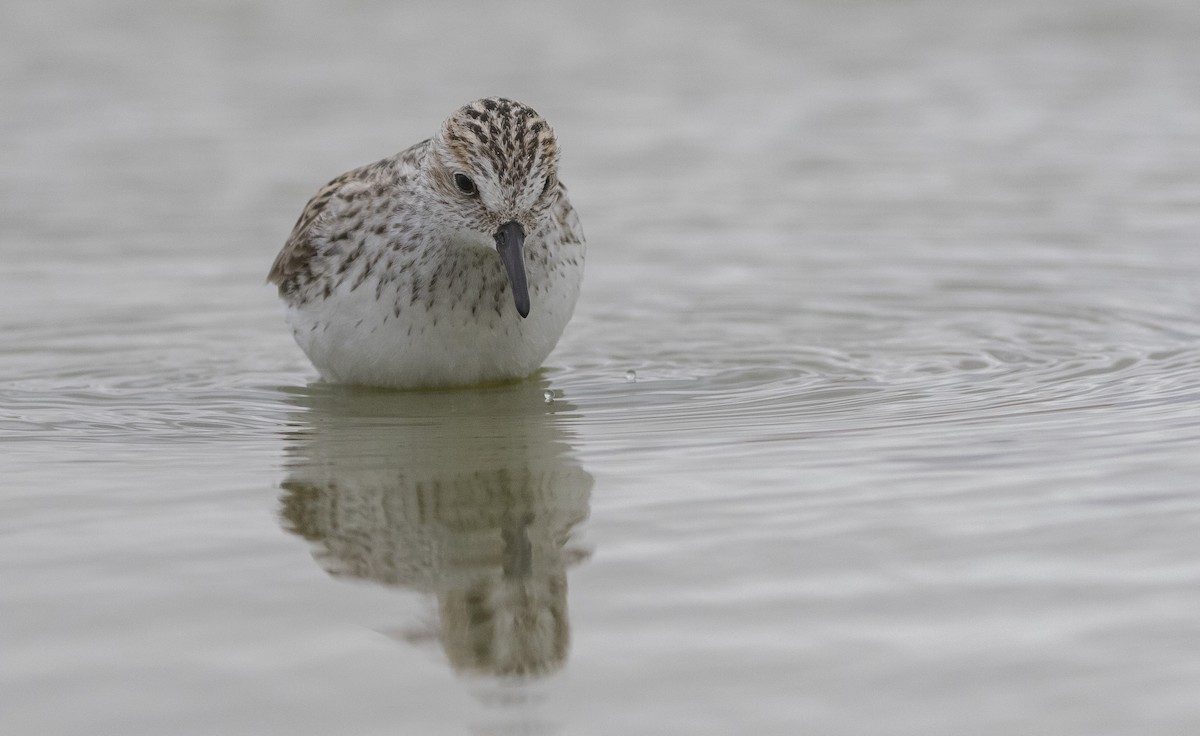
left=3, top=1, right=1200, bottom=733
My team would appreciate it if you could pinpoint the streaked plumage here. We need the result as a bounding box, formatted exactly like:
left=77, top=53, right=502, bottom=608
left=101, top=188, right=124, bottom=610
left=269, top=98, right=585, bottom=388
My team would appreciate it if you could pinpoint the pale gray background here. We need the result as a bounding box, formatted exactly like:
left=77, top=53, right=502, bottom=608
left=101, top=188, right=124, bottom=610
left=3, top=1, right=1199, bottom=734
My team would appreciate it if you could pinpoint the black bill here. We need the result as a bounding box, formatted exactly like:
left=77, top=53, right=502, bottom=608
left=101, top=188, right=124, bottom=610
left=493, top=220, right=530, bottom=318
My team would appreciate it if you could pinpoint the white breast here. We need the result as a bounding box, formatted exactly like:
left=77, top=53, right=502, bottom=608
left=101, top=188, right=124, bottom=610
left=286, top=242, right=584, bottom=388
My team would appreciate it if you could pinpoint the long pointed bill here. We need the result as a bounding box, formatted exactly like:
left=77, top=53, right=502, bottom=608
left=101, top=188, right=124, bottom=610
left=493, top=220, right=530, bottom=318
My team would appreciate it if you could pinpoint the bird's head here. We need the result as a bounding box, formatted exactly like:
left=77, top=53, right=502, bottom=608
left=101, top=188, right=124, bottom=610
left=425, top=98, right=562, bottom=318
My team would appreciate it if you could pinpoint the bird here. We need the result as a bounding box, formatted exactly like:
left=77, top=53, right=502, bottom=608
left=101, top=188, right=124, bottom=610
left=268, top=97, right=585, bottom=389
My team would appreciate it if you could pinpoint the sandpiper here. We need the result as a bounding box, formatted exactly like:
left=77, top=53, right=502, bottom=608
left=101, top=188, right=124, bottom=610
left=268, top=98, right=585, bottom=389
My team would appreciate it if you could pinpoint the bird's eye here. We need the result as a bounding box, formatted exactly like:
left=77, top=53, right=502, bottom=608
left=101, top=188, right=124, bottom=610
left=454, top=173, right=477, bottom=196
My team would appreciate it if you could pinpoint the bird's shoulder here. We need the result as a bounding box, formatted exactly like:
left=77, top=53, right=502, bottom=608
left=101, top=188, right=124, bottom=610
left=547, top=180, right=585, bottom=248
left=267, top=141, right=428, bottom=293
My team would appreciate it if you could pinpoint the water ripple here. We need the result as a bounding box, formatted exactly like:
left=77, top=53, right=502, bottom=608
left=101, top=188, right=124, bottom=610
left=546, top=305, right=1200, bottom=461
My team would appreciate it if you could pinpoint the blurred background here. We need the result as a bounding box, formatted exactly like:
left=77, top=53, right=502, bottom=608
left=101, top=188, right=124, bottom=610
left=3, top=1, right=1199, bottom=734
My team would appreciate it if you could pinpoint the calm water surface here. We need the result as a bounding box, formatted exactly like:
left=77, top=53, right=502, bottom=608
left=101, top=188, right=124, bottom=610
left=3, top=1, right=1200, bottom=734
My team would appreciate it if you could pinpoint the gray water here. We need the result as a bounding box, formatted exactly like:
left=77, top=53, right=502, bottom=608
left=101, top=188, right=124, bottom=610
left=3, top=1, right=1200, bottom=734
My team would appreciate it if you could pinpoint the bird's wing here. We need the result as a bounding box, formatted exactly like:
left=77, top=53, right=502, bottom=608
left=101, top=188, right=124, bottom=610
left=267, top=141, right=427, bottom=298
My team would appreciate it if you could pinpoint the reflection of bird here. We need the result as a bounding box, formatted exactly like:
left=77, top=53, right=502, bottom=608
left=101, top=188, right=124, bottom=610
left=278, top=380, right=592, bottom=678
left=267, top=97, right=586, bottom=389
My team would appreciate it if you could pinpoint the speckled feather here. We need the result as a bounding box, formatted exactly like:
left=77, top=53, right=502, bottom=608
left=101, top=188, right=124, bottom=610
left=268, top=98, right=585, bottom=388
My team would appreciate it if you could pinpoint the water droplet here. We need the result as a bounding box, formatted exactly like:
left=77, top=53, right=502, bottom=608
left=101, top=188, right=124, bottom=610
left=543, top=389, right=554, bottom=404
left=625, top=370, right=637, bottom=383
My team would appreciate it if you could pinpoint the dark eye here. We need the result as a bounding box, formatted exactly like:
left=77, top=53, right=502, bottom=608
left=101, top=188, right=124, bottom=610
left=454, top=173, right=477, bottom=195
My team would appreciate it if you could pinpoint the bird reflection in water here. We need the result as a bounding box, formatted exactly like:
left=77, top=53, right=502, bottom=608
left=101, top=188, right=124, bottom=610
left=277, top=379, right=592, bottom=679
